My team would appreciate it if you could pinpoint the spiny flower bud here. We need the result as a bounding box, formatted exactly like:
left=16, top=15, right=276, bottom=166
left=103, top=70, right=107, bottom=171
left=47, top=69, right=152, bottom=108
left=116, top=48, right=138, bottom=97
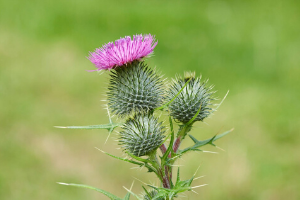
left=107, top=61, right=164, bottom=117
left=119, top=113, right=165, bottom=157
left=167, top=72, right=215, bottom=123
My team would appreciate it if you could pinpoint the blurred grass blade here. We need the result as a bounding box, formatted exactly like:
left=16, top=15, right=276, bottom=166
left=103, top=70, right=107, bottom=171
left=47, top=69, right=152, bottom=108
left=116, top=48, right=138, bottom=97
left=57, top=182, right=122, bottom=200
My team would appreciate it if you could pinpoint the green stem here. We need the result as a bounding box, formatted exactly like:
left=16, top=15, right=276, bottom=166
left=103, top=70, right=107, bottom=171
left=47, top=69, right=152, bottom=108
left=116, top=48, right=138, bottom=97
left=167, top=123, right=194, bottom=184
left=149, top=152, right=170, bottom=189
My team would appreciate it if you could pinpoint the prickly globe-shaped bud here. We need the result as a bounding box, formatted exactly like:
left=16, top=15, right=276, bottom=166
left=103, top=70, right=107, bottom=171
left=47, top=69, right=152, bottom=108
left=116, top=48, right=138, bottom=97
left=107, top=61, right=164, bottom=117
left=119, top=113, right=165, bottom=157
left=167, top=72, right=215, bottom=123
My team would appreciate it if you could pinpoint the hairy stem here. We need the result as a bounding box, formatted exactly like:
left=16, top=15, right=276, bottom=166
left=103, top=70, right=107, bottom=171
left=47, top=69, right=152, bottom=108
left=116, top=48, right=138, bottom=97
left=159, top=144, right=167, bottom=155
left=151, top=152, right=171, bottom=189
left=173, top=136, right=182, bottom=153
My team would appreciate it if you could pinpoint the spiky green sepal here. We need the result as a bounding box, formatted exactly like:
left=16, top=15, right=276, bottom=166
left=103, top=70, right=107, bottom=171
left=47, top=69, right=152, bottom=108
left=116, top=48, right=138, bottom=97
left=108, top=61, right=164, bottom=117
left=120, top=113, right=165, bottom=157
left=167, top=72, right=215, bottom=123
left=143, top=190, right=164, bottom=200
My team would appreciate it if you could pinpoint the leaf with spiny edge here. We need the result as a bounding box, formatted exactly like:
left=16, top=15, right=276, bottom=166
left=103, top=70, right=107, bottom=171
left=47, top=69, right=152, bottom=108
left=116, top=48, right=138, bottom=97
left=55, top=107, right=122, bottom=138
left=123, top=187, right=143, bottom=200
left=98, top=149, right=157, bottom=174
left=179, top=128, right=233, bottom=155
left=57, top=182, right=122, bottom=200
left=96, top=148, right=153, bottom=171
left=125, top=151, right=157, bottom=174
left=54, top=123, right=122, bottom=130
left=142, top=186, right=151, bottom=199
left=145, top=168, right=195, bottom=199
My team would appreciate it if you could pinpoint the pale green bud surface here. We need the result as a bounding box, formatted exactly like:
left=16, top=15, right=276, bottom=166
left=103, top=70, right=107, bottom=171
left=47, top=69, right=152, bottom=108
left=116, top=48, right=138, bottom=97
left=107, top=61, right=164, bottom=117
left=167, top=72, right=215, bottom=123
left=119, top=113, right=165, bottom=157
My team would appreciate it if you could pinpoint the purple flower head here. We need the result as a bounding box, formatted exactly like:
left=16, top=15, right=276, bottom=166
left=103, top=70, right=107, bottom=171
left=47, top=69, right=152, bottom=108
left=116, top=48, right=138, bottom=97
left=88, top=34, right=157, bottom=71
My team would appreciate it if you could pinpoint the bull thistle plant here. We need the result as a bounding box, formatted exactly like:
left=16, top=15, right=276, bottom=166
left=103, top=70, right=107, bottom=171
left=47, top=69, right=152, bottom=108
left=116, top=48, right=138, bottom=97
left=56, top=34, right=232, bottom=200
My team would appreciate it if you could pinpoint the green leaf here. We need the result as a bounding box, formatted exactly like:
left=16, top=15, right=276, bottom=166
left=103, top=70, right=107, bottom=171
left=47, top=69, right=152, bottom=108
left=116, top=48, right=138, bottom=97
left=126, top=151, right=153, bottom=165
left=179, top=128, right=233, bottom=155
left=155, top=78, right=192, bottom=111
left=162, top=116, right=175, bottom=161
left=142, top=186, right=151, bottom=199
left=185, top=103, right=202, bottom=126
left=144, top=168, right=196, bottom=199
left=125, top=151, right=158, bottom=175
left=57, top=182, right=122, bottom=200
left=98, top=149, right=158, bottom=175
left=188, top=134, right=216, bottom=148
left=55, top=107, right=122, bottom=136
left=54, top=123, right=122, bottom=130
left=97, top=149, right=146, bottom=167
left=123, top=193, right=131, bottom=200
left=123, top=187, right=143, bottom=200
left=190, top=128, right=233, bottom=148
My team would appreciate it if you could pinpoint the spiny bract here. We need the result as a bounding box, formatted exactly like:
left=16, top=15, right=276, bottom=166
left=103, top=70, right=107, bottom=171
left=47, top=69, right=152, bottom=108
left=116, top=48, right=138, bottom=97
left=167, top=72, right=215, bottom=123
left=143, top=190, right=164, bottom=200
left=107, top=61, right=164, bottom=117
left=119, top=113, right=165, bottom=157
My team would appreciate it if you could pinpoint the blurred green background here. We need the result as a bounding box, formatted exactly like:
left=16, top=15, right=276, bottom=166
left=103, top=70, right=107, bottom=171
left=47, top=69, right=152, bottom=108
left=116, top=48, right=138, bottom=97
left=1, top=0, right=299, bottom=199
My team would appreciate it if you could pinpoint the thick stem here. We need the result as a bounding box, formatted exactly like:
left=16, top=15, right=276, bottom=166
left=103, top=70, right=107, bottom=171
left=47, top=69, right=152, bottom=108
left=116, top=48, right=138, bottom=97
left=162, top=172, right=171, bottom=188
left=173, top=136, right=182, bottom=153
left=160, top=144, right=172, bottom=188
left=159, top=144, right=167, bottom=155
left=168, top=124, right=193, bottom=184
left=151, top=151, right=171, bottom=189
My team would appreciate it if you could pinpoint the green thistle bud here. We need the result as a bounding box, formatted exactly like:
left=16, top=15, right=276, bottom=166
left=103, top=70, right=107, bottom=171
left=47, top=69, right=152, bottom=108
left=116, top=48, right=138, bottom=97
left=143, top=190, right=164, bottom=200
left=167, top=72, right=215, bottom=123
left=107, top=61, right=164, bottom=117
left=119, top=113, right=165, bottom=157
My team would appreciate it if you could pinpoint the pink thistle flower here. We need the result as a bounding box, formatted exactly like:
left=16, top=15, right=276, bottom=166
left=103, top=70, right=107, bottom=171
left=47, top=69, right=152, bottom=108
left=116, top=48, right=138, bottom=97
left=88, top=34, right=157, bottom=71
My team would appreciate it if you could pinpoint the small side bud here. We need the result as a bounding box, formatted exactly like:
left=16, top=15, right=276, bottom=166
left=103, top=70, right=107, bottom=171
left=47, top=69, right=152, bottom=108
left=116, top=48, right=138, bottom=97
left=167, top=72, right=215, bottom=123
left=119, top=113, right=165, bottom=157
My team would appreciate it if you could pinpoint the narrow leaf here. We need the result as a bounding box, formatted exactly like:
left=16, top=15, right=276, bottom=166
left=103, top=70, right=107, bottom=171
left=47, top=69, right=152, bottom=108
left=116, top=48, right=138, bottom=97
left=54, top=123, right=122, bottom=130
left=123, top=193, right=131, bottom=200
left=185, top=103, right=202, bottom=126
left=96, top=148, right=145, bottom=167
left=179, top=128, right=233, bottom=155
left=162, top=116, right=175, bottom=161
left=123, top=187, right=143, bottom=200
left=155, top=78, right=192, bottom=111
left=190, top=128, right=233, bottom=148
left=142, top=186, right=151, bottom=199
left=57, top=182, right=122, bottom=200
left=126, top=151, right=156, bottom=167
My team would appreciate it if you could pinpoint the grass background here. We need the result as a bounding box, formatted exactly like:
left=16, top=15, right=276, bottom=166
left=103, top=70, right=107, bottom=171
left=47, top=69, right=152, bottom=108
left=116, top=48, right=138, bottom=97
left=1, top=0, right=299, bottom=199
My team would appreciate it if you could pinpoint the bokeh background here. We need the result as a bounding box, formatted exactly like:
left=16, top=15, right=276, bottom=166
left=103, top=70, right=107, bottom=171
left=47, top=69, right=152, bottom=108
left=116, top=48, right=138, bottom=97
left=1, top=0, right=299, bottom=199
